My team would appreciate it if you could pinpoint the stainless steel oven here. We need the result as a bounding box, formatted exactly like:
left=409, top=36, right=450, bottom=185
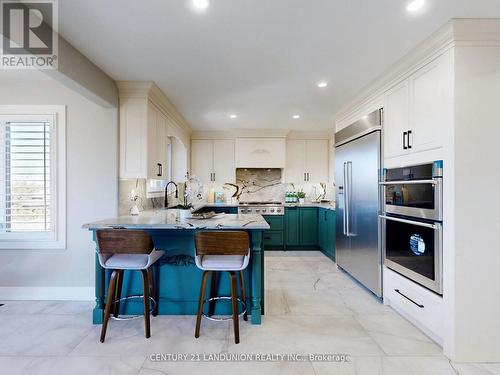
left=381, top=161, right=443, bottom=221
left=380, top=214, right=443, bottom=294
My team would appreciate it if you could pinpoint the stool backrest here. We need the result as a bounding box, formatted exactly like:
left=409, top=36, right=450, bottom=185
left=195, top=231, right=249, bottom=256
left=96, top=229, right=154, bottom=254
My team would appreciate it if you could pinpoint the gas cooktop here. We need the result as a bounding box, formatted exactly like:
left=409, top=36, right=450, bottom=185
left=238, top=201, right=284, bottom=215
left=239, top=201, right=283, bottom=206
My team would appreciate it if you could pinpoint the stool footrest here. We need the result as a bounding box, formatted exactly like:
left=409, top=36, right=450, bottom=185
left=110, top=295, right=157, bottom=321
left=201, top=296, right=246, bottom=322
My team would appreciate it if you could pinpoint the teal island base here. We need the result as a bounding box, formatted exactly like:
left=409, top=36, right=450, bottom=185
left=90, top=229, right=264, bottom=325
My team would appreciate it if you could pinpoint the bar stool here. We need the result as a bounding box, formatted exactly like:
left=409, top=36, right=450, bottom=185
left=194, top=231, right=250, bottom=344
left=96, top=229, right=164, bottom=343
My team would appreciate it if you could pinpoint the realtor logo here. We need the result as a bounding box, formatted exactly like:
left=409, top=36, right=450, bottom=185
left=1, top=0, right=58, bottom=69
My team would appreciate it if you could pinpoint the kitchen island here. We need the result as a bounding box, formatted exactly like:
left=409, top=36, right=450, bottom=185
left=83, top=210, right=269, bottom=325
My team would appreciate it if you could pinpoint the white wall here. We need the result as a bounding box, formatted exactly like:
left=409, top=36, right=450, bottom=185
left=453, top=45, right=500, bottom=362
left=0, top=70, right=118, bottom=299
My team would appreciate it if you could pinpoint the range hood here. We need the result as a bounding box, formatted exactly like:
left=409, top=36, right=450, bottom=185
left=235, top=138, right=286, bottom=168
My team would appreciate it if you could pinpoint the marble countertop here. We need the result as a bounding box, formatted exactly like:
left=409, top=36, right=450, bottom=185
left=193, top=202, right=335, bottom=211
left=283, top=202, right=336, bottom=210
left=192, top=202, right=239, bottom=209
left=82, top=210, right=270, bottom=230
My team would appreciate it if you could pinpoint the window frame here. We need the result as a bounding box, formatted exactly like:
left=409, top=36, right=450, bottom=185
left=0, top=105, right=66, bottom=250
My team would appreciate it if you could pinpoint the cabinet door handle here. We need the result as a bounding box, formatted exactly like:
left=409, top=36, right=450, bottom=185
left=403, top=132, right=408, bottom=150
left=213, top=172, right=216, bottom=181
left=395, top=289, right=424, bottom=308
left=307, top=173, right=310, bottom=182
left=407, top=130, right=412, bottom=149
left=157, top=163, right=162, bottom=177
left=304, top=173, right=306, bottom=182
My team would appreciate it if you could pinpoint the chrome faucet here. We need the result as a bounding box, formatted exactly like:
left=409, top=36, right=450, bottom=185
left=165, top=181, right=178, bottom=208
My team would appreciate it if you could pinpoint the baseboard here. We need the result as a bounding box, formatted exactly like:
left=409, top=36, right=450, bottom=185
left=0, top=287, right=94, bottom=301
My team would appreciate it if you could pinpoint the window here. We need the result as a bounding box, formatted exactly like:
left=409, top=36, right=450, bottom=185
left=0, top=106, right=66, bottom=249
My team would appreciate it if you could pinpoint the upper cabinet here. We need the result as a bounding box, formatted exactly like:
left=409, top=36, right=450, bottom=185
left=384, top=80, right=410, bottom=159
left=384, top=52, right=452, bottom=159
left=119, top=96, right=167, bottom=179
left=191, top=139, right=235, bottom=183
left=117, top=81, right=192, bottom=180
left=285, top=139, right=328, bottom=183
left=235, top=138, right=286, bottom=168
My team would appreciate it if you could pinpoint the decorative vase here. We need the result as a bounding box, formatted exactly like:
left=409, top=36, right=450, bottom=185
left=178, top=209, right=192, bottom=220
left=298, top=198, right=305, bottom=204
left=130, top=204, right=140, bottom=216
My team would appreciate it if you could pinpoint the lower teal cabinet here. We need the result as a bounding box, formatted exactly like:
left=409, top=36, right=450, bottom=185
left=263, top=230, right=284, bottom=247
left=319, top=208, right=336, bottom=260
left=285, top=207, right=300, bottom=246
left=299, top=207, right=318, bottom=247
left=285, top=207, right=318, bottom=249
left=263, top=215, right=284, bottom=250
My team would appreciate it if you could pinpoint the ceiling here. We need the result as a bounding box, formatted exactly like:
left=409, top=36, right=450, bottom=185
left=59, top=0, right=500, bottom=131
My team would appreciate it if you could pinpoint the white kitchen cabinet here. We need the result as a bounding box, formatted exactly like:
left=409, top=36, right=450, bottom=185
left=119, top=97, right=168, bottom=179
left=409, top=54, right=451, bottom=154
left=384, top=267, right=444, bottom=345
left=383, top=52, right=451, bottom=160
left=285, top=140, right=306, bottom=182
left=147, top=102, right=169, bottom=179
left=191, top=140, right=213, bottom=183
left=285, top=139, right=328, bottom=183
left=191, top=139, right=235, bottom=183
left=213, top=140, right=235, bottom=183
left=118, top=82, right=180, bottom=180
left=306, top=140, right=329, bottom=183
left=384, top=80, right=410, bottom=159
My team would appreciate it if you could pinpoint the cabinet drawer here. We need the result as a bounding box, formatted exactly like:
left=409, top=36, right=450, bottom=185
left=263, top=231, right=284, bottom=246
left=263, top=215, right=284, bottom=231
left=383, top=267, right=444, bottom=344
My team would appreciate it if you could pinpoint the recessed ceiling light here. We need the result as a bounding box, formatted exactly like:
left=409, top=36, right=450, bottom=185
left=192, top=0, right=210, bottom=11
left=230, top=114, right=237, bottom=119
left=292, top=115, right=300, bottom=119
left=317, top=81, right=328, bottom=88
left=406, top=0, right=425, bottom=12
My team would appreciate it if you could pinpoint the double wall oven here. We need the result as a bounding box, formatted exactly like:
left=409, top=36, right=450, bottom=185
left=380, top=161, right=443, bottom=294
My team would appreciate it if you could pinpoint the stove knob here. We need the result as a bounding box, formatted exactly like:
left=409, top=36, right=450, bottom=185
left=262, top=209, right=267, bottom=213
left=255, top=209, right=260, bottom=212
left=277, top=208, right=282, bottom=213
left=270, top=209, right=275, bottom=213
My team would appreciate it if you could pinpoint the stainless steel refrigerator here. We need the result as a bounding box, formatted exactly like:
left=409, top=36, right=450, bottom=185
left=335, top=108, right=382, bottom=297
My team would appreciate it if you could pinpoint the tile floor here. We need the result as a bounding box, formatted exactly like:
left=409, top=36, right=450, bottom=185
left=1, top=251, right=499, bottom=374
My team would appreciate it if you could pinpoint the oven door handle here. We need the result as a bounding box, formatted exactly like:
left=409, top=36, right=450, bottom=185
left=379, top=215, right=438, bottom=230
left=379, top=179, right=438, bottom=185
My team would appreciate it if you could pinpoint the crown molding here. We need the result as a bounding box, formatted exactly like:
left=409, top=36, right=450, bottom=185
left=116, top=81, right=192, bottom=134
left=334, top=18, right=500, bottom=127
left=191, top=129, right=334, bottom=140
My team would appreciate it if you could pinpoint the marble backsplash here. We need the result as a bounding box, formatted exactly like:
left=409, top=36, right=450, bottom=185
left=119, top=169, right=335, bottom=215
left=221, top=168, right=334, bottom=203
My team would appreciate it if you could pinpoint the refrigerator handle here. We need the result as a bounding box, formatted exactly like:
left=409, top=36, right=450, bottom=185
left=343, top=162, right=347, bottom=235
left=346, top=161, right=352, bottom=236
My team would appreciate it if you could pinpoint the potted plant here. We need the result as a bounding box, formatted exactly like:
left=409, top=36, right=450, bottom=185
left=297, top=191, right=306, bottom=204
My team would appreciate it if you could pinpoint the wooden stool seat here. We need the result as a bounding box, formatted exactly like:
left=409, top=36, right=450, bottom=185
left=96, top=229, right=163, bottom=343
left=194, top=231, right=250, bottom=344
